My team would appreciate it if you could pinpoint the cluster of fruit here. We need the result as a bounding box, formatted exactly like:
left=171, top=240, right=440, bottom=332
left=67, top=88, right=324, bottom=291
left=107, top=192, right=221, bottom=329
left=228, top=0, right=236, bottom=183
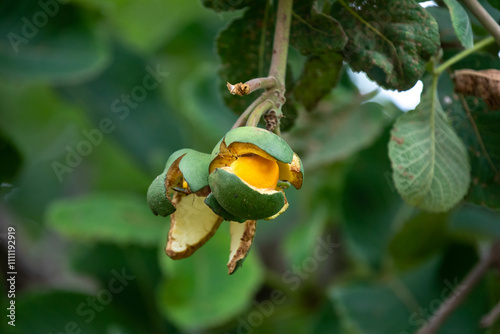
left=147, top=126, right=303, bottom=273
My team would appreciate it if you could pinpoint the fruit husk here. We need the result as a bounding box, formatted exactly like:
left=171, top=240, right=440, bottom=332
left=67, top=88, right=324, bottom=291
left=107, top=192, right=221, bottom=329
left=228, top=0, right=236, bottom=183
left=147, top=148, right=194, bottom=216
left=209, top=167, right=287, bottom=220
left=178, top=150, right=213, bottom=193
left=147, top=169, right=176, bottom=217
left=224, top=127, right=294, bottom=162
left=210, top=127, right=295, bottom=173
left=210, top=127, right=303, bottom=190
left=166, top=193, right=223, bottom=259
left=166, top=149, right=212, bottom=197
left=278, top=152, right=304, bottom=189
left=228, top=220, right=257, bottom=275
left=204, top=193, right=246, bottom=223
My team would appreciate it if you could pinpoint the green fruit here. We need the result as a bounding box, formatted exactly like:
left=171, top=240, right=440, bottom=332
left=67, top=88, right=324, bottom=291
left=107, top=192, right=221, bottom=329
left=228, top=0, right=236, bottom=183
left=209, top=168, right=287, bottom=220
left=147, top=170, right=175, bottom=217
left=224, top=126, right=294, bottom=162
left=278, top=152, right=304, bottom=189
left=177, top=150, right=212, bottom=193
left=204, top=193, right=246, bottom=223
left=147, top=148, right=213, bottom=218
left=210, top=127, right=304, bottom=190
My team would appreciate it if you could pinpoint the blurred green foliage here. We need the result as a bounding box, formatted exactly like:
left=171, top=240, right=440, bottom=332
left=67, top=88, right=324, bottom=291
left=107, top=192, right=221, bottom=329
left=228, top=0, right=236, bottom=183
left=0, top=1, right=500, bottom=334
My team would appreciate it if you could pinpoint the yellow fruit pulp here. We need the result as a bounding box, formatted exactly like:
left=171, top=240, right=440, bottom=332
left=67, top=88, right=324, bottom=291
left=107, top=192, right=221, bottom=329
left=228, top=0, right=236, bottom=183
left=230, top=155, right=279, bottom=189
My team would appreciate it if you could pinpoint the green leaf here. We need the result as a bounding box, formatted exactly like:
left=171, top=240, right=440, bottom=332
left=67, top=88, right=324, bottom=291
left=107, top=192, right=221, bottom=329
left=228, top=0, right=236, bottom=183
left=232, top=299, right=341, bottom=334
left=293, top=52, right=344, bottom=111
left=67, top=243, right=168, bottom=333
left=163, top=64, right=236, bottom=151
left=342, top=128, right=410, bottom=270
left=0, top=3, right=110, bottom=83
left=389, top=79, right=471, bottom=212
left=158, top=223, right=264, bottom=330
left=73, top=0, right=207, bottom=52
left=202, top=0, right=252, bottom=12
left=58, top=45, right=186, bottom=172
left=47, top=193, right=166, bottom=246
left=283, top=205, right=329, bottom=266
left=427, top=6, right=464, bottom=47
left=442, top=0, right=474, bottom=49
left=331, top=0, right=440, bottom=91
left=0, top=83, right=90, bottom=225
left=437, top=53, right=500, bottom=209
left=11, top=290, right=142, bottom=334
left=389, top=211, right=449, bottom=270
left=486, top=0, right=500, bottom=11
left=449, top=203, right=500, bottom=240
left=290, top=1, right=348, bottom=55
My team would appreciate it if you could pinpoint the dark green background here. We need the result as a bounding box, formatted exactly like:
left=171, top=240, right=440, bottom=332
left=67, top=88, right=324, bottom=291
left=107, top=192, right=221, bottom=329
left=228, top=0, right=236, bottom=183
left=0, top=1, right=499, bottom=333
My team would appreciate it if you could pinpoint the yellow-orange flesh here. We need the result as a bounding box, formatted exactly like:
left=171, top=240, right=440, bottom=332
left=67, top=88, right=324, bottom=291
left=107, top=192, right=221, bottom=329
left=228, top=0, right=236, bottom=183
left=230, top=155, right=279, bottom=189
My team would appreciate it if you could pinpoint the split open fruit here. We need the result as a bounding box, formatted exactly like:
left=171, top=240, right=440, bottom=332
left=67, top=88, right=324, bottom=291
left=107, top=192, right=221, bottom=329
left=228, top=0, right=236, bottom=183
left=207, top=127, right=303, bottom=221
left=146, top=126, right=304, bottom=273
left=147, top=149, right=221, bottom=259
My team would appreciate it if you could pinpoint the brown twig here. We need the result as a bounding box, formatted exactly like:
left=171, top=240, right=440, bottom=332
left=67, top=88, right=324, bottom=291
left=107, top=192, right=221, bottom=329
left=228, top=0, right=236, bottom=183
left=418, top=241, right=500, bottom=334
left=481, top=300, right=500, bottom=328
left=246, top=100, right=273, bottom=127
left=268, top=0, right=293, bottom=86
left=227, top=77, right=278, bottom=96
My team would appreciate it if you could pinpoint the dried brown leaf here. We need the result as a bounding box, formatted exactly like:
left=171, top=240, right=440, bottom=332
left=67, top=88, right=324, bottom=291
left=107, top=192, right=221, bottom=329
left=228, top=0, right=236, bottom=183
left=227, top=82, right=250, bottom=96
left=453, top=69, right=500, bottom=110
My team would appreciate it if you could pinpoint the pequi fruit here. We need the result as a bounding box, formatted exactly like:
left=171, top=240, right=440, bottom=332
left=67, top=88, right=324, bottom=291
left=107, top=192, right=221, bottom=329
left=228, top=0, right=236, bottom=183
left=147, top=148, right=219, bottom=259
left=207, top=127, right=302, bottom=220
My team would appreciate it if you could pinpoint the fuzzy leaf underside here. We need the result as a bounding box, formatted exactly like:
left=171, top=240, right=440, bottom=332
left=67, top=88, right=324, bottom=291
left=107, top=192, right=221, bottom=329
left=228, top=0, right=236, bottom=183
left=389, top=84, right=471, bottom=212
left=331, top=0, right=440, bottom=91
left=293, top=52, right=344, bottom=111
left=290, top=0, right=348, bottom=55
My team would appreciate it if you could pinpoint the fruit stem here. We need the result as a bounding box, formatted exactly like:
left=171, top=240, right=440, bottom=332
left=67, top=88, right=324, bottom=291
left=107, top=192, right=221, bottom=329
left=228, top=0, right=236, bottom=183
left=246, top=100, right=273, bottom=127
left=268, top=0, right=293, bottom=86
left=247, top=77, right=279, bottom=93
left=232, top=94, right=267, bottom=129
left=460, top=0, right=500, bottom=45
left=230, top=0, right=292, bottom=132
left=434, top=36, right=495, bottom=75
